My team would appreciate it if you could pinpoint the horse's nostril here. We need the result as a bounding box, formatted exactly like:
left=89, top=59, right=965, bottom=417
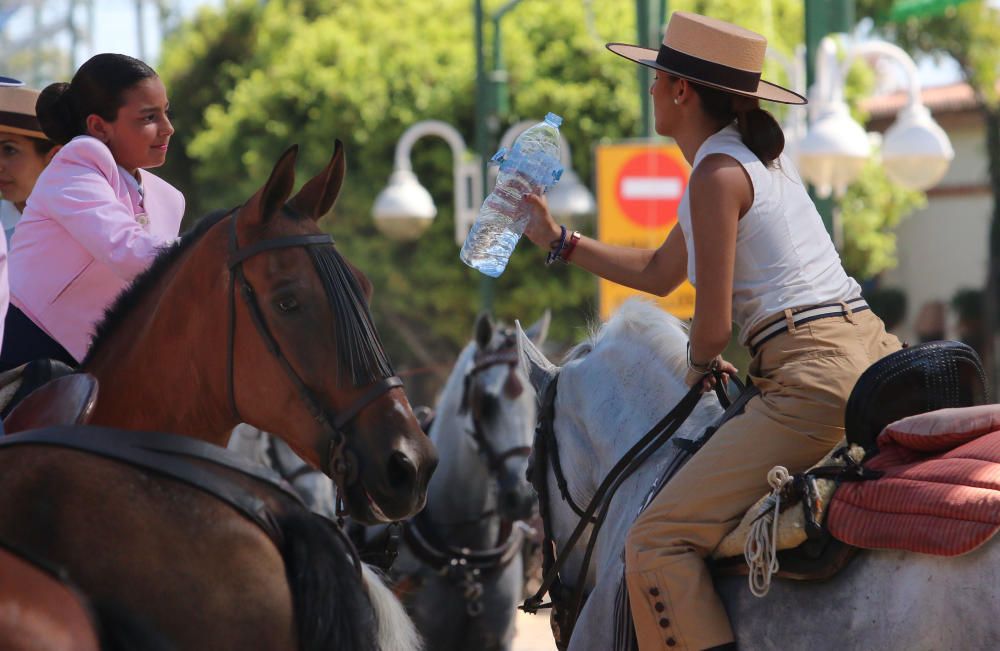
left=386, top=451, right=418, bottom=492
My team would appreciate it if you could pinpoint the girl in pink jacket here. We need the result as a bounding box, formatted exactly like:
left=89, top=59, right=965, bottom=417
left=0, top=54, right=184, bottom=370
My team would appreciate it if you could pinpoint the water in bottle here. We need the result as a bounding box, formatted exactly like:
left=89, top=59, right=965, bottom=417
left=460, top=112, right=564, bottom=277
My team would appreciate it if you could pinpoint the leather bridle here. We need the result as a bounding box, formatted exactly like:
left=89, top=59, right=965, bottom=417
left=460, top=331, right=533, bottom=479
left=225, top=205, right=403, bottom=489
left=395, top=331, right=533, bottom=617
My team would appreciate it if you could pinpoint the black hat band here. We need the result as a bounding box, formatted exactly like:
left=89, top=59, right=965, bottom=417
left=0, top=110, right=42, bottom=134
left=656, top=45, right=761, bottom=92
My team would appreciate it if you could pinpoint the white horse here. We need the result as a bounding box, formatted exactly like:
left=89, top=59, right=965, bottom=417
left=389, top=312, right=549, bottom=651
left=517, top=298, right=1000, bottom=651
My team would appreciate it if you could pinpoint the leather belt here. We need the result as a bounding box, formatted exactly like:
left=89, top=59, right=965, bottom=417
left=747, top=297, right=870, bottom=355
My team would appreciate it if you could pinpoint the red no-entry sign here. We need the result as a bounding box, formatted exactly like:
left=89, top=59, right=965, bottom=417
left=596, top=142, right=693, bottom=320
left=615, top=151, right=688, bottom=229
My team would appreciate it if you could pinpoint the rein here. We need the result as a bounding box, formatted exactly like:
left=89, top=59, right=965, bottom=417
left=522, top=371, right=738, bottom=646
left=225, top=205, right=403, bottom=488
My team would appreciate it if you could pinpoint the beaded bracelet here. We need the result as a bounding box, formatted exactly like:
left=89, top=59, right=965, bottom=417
left=545, top=225, right=568, bottom=266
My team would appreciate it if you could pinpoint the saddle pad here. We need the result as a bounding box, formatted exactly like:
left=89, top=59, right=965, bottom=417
left=828, top=405, right=1000, bottom=556
left=712, top=442, right=865, bottom=559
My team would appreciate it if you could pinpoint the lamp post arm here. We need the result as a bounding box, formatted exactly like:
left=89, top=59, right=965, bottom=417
left=394, top=120, right=469, bottom=171
left=836, top=39, right=924, bottom=109
left=392, top=120, right=482, bottom=246
left=814, top=35, right=842, bottom=108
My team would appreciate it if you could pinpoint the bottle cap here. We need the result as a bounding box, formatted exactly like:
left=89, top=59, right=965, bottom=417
left=544, top=112, right=563, bottom=128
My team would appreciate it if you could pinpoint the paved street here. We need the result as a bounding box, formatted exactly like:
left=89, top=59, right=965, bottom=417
left=512, top=610, right=557, bottom=651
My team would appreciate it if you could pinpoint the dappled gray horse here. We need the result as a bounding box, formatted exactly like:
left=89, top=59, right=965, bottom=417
left=388, top=312, right=549, bottom=651
left=517, top=297, right=1000, bottom=651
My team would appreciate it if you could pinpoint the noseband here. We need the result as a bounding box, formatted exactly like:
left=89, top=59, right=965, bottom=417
left=225, top=206, right=403, bottom=487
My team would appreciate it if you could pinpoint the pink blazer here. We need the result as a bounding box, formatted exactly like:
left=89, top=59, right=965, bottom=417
left=10, top=136, right=184, bottom=362
left=0, top=227, right=7, bottom=353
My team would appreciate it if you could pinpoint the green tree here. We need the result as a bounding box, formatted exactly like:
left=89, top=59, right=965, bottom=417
left=159, top=0, right=906, bottom=397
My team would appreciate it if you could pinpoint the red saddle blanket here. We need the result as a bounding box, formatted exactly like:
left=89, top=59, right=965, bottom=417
left=827, top=405, right=1000, bottom=556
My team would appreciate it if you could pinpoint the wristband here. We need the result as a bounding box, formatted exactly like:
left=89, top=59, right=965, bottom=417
left=560, top=230, right=582, bottom=263
left=545, top=225, right=568, bottom=266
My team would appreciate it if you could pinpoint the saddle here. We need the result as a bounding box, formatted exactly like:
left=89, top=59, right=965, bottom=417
left=846, top=340, right=987, bottom=454
left=712, top=340, right=989, bottom=582
left=3, top=372, right=99, bottom=434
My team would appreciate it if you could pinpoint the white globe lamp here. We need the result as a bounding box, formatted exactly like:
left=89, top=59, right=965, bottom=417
left=371, top=170, right=436, bottom=241
left=880, top=103, right=954, bottom=191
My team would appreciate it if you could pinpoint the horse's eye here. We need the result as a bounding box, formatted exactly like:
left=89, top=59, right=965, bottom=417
left=276, top=296, right=299, bottom=313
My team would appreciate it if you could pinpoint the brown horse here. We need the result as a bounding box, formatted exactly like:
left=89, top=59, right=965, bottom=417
left=0, top=142, right=436, bottom=650
left=0, top=542, right=169, bottom=651
left=82, top=140, right=436, bottom=525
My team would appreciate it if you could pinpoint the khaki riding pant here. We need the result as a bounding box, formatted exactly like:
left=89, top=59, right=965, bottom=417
left=625, top=308, right=901, bottom=651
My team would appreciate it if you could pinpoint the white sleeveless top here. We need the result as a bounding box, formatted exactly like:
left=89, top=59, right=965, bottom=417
left=677, top=124, right=861, bottom=344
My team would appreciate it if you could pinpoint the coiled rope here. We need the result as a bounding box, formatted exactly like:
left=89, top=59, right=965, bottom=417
left=744, top=466, right=792, bottom=597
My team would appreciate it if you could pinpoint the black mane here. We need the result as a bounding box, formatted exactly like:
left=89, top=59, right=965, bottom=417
left=82, top=209, right=231, bottom=367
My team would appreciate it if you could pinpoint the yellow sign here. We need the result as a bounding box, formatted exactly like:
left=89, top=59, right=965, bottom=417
left=596, top=142, right=695, bottom=321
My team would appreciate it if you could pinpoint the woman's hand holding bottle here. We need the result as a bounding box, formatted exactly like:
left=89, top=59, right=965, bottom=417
left=522, top=193, right=562, bottom=250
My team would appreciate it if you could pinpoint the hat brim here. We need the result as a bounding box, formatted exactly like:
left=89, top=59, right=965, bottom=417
left=606, top=42, right=807, bottom=106
left=0, top=125, right=47, bottom=140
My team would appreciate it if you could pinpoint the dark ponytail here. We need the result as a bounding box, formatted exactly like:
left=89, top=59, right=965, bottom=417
left=35, top=53, right=157, bottom=145
left=734, top=102, right=784, bottom=168
left=681, top=77, right=785, bottom=168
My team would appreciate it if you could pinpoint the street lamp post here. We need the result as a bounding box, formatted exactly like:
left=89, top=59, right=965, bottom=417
left=373, top=0, right=596, bottom=316
left=805, top=0, right=855, bottom=236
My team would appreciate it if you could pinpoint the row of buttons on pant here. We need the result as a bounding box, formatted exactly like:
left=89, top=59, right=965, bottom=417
left=649, top=587, right=677, bottom=646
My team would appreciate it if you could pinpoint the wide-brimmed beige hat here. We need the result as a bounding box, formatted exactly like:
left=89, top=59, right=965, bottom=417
left=607, top=12, right=806, bottom=105
left=0, top=77, right=46, bottom=139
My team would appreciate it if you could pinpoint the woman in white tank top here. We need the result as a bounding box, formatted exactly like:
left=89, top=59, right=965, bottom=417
left=523, top=12, right=901, bottom=651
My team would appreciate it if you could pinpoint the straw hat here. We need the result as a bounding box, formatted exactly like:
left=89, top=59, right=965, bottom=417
left=0, top=77, right=46, bottom=139
left=607, top=12, right=806, bottom=105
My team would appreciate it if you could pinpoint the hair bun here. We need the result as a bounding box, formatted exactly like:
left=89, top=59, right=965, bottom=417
left=35, top=81, right=81, bottom=144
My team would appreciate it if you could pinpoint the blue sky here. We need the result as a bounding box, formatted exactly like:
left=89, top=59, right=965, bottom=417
left=4, top=0, right=965, bottom=88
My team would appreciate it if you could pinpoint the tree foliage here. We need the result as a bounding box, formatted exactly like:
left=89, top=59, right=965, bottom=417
left=158, top=0, right=911, bottom=396
left=839, top=153, right=927, bottom=279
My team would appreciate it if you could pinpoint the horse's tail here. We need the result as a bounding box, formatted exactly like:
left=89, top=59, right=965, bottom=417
left=92, top=599, right=174, bottom=651
left=278, top=509, right=378, bottom=651
left=361, top=562, right=423, bottom=651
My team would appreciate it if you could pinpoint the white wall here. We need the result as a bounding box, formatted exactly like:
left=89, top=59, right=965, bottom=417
left=879, top=122, right=991, bottom=342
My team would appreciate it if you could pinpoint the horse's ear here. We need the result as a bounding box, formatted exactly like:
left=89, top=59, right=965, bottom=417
left=524, top=309, right=551, bottom=347
left=515, top=320, right=559, bottom=403
left=246, top=145, right=298, bottom=225
left=474, top=312, right=494, bottom=350
left=287, top=140, right=346, bottom=221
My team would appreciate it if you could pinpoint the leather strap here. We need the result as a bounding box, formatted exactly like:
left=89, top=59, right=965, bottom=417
left=0, top=426, right=306, bottom=544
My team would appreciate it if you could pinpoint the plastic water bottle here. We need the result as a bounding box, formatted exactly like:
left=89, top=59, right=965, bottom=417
left=460, top=113, right=564, bottom=277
